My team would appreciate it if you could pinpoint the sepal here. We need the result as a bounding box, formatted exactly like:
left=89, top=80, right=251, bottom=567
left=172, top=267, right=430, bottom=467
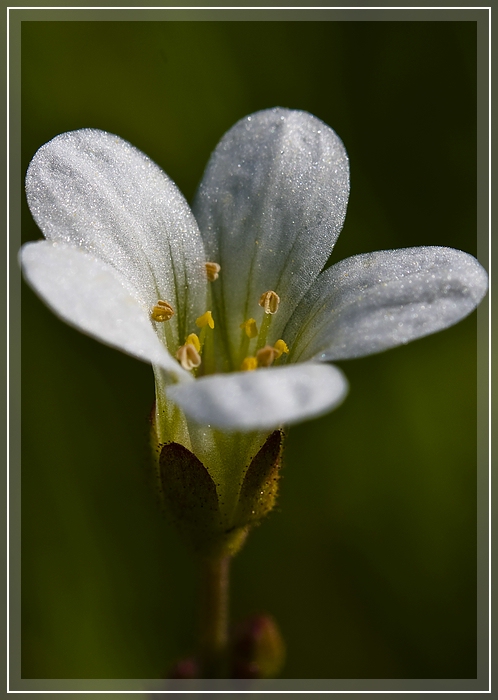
left=233, top=430, right=284, bottom=529
left=159, top=442, right=248, bottom=557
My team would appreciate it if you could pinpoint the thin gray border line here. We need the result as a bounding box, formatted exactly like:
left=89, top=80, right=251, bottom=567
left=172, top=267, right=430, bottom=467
left=1, top=679, right=491, bottom=695
left=488, top=5, right=492, bottom=696
left=8, top=5, right=491, bottom=695
left=8, top=5, right=491, bottom=696
left=6, top=3, right=10, bottom=696
left=4, top=5, right=495, bottom=10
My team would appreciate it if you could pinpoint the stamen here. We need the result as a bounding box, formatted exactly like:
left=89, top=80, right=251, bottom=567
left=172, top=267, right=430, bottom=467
left=194, top=311, right=215, bottom=373
left=176, top=343, right=201, bottom=371
left=273, top=339, right=289, bottom=359
left=196, top=311, right=215, bottom=329
left=151, top=300, right=175, bottom=322
left=255, top=291, right=280, bottom=353
left=256, top=345, right=278, bottom=367
left=241, top=356, right=258, bottom=371
left=205, top=262, right=221, bottom=282
left=185, top=333, right=201, bottom=353
left=258, top=291, right=280, bottom=315
left=240, top=318, right=258, bottom=339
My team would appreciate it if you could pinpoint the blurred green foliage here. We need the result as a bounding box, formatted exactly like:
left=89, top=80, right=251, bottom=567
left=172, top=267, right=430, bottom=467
left=21, top=20, right=479, bottom=679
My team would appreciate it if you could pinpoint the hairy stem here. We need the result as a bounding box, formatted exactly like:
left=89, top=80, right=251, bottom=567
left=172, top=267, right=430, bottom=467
left=198, top=555, right=230, bottom=678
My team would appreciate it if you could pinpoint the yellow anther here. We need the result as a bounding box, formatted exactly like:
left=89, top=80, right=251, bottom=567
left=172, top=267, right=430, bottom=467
left=150, top=300, right=174, bottom=322
left=258, top=290, right=280, bottom=315
left=176, top=343, right=201, bottom=371
left=241, top=356, right=258, bottom=372
left=185, top=333, right=201, bottom=353
left=196, top=310, right=215, bottom=329
left=205, top=262, right=221, bottom=282
left=273, top=339, right=289, bottom=359
left=256, top=345, right=278, bottom=367
left=240, top=318, right=258, bottom=339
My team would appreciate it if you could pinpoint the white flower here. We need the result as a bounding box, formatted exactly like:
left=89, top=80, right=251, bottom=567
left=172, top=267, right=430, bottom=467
left=21, top=108, right=488, bottom=437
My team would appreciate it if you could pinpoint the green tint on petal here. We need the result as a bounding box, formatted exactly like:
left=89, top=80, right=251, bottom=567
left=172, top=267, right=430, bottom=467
left=25, top=128, right=207, bottom=344
left=193, top=108, right=349, bottom=367
left=285, top=246, right=488, bottom=363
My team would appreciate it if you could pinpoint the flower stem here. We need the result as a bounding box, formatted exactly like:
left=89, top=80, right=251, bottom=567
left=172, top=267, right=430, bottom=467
left=198, top=555, right=230, bottom=678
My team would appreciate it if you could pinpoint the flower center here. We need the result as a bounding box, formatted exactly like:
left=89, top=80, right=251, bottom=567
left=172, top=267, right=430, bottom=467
left=151, top=262, right=289, bottom=375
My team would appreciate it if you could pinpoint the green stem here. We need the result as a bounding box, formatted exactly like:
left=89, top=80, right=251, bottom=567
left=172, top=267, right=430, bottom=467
left=198, top=555, right=230, bottom=678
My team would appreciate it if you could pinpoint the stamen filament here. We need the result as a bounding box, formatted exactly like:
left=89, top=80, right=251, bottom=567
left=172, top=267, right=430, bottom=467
left=239, top=318, right=258, bottom=366
left=256, top=291, right=279, bottom=351
left=195, top=311, right=215, bottom=375
left=255, top=312, right=272, bottom=352
left=201, top=323, right=216, bottom=375
left=163, top=321, right=176, bottom=355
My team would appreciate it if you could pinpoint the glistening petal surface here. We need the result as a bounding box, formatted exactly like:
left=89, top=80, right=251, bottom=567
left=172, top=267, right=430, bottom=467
left=193, top=108, right=349, bottom=364
left=25, top=128, right=206, bottom=346
left=167, top=363, right=348, bottom=430
left=21, top=242, right=189, bottom=379
left=285, top=246, right=488, bottom=362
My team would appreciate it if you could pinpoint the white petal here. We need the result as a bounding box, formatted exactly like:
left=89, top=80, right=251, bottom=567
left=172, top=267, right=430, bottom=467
left=21, top=241, right=190, bottom=380
left=193, top=108, right=349, bottom=364
left=25, top=129, right=206, bottom=345
left=285, top=247, right=488, bottom=362
left=167, top=363, right=348, bottom=430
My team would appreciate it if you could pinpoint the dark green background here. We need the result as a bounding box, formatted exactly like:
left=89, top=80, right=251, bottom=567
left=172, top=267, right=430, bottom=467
left=21, top=21, right=480, bottom=679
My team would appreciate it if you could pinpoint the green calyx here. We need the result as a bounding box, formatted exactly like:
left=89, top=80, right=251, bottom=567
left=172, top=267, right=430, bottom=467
left=157, top=430, right=284, bottom=558
left=232, top=429, right=283, bottom=529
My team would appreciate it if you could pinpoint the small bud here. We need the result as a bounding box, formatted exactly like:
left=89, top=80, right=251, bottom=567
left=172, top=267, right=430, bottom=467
left=273, top=339, right=289, bottom=359
left=205, top=262, right=221, bottom=282
left=241, top=356, right=258, bottom=372
left=196, top=310, right=215, bottom=329
left=231, top=613, right=286, bottom=679
left=151, top=299, right=174, bottom=322
left=258, top=290, right=280, bottom=315
left=176, top=343, right=201, bottom=371
left=240, top=318, right=258, bottom=339
left=256, top=345, right=277, bottom=367
left=168, top=656, right=199, bottom=679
